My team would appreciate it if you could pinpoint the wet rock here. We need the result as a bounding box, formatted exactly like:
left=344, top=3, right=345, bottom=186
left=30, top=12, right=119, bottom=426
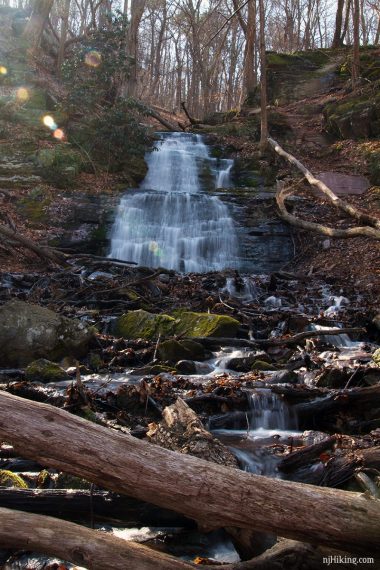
left=0, top=299, right=94, bottom=366
left=362, top=368, right=380, bottom=386
left=372, top=314, right=380, bottom=333
left=158, top=339, right=205, bottom=364
left=25, top=359, right=70, bottom=383
left=225, top=354, right=257, bottom=372
left=176, top=360, right=197, bottom=374
left=267, top=370, right=299, bottom=384
left=115, top=309, right=240, bottom=340
left=316, top=367, right=350, bottom=388
left=251, top=360, right=278, bottom=371
left=159, top=273, right=170, bottom=283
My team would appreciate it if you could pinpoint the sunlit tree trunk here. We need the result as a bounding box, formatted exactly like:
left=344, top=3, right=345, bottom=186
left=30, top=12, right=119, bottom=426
left=22, top=0, right=54, bottom=50
left=259, top=0, right=268, bottom=155
left=57, top=0, right=71, bottom=74
left=352, top=0, right=360, bottom=87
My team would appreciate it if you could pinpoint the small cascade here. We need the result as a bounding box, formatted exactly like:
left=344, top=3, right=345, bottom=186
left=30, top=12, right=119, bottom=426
left=222, top=276, right=257, bottom=302
left=216, top=159, right=233, bottom=188
left=249, top=389, right=298, bottom=434
left=110, top=132, right=240, bottom=272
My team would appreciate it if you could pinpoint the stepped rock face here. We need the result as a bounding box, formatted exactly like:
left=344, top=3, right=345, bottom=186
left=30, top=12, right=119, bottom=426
left=0, top=299, right=94, bottom=366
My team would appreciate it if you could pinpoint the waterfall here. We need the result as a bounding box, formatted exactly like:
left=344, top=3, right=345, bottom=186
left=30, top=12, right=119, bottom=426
left=110, top=132, right=240, bottom=272
left=216, top=159, right=233, bottom=188
left=249, top=390, right=298, bottom=433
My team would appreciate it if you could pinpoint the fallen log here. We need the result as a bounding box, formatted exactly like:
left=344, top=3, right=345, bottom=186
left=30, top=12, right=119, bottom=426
left=275, top=184, right=380, bottom=240
left=268, top=137, right=380, bottom=231
left=0, top=508, right=361, bottom=570
left=0, top=223, right=66, bottom=265
left=146, top=106, right=183, bottom=132
left=188, top=327, right=365, bottom=349
left=0, top=488, right=194, bottom=528
left=0, top=392, right=379, bottom=554
left=278, top=436, right=337, bottom=473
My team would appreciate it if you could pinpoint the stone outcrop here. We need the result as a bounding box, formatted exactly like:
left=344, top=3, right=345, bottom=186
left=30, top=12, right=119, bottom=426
left=0, top=300, right=94, bottom=366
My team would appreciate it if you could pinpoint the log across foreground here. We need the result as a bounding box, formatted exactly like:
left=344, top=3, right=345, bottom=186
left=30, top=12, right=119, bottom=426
left=0, top=391, right=379, bottom=557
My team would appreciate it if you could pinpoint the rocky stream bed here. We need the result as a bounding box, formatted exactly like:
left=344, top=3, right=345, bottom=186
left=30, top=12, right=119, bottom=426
left=0, top=259, right=379, bottom=568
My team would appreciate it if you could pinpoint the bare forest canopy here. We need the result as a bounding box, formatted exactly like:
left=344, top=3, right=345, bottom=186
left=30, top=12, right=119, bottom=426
left=1, top=0, right=380, bottom=118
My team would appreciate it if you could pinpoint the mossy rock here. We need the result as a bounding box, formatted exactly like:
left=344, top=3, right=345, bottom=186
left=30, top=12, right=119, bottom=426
left=18, top=186, right=52, bottom=224
left=171, top=310, right=240, bottom=338
left=25, top=358, right=69, bottom=383
left=0, top=470, right=28, bottom=488
left=251, top=360, right=278, bottom=371
left=157, top=339, right=205, bottom=363
left=115, top=310, right=176, bottom=340
left=36, top=145, right=84, bottom=188
left=56, top=473, right=92, bottom=489
left=373, top=348, right=380, bottom=366
left=115, top=309, right=240, bottom=340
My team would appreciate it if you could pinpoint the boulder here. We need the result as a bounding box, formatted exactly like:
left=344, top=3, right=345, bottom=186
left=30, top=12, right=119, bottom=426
left=0, top=299, right=94, bottom=366
left=225, top=354, right=257, bottom=372
left=372, top=348, right=380, bottom=366
left=157, top=339, right=206, bottom=364
left=175, top=360, right=197, bottom=375
left=115, top=309, right=240, bottom=340
left=267, top=370, right=299, bottom=384
left=251, top=360, right=278, bottom=371
left=316, top=367, right=350, bottom=388
left=25, top=359, right=70, bottom=383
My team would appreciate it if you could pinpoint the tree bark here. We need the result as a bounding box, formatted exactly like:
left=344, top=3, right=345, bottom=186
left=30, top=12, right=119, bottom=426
left=22, top=0, right=54, bottom=50
left=0, top=223, right=66, bottom=265
left=269, top=137, right=380, bottom=232
left=0, top=488, right=194, bottom=528
left=259, top=0, right=268, bottom=154
left=352, top=0, right=360, bottom=87
left=275, top=184, right=380, bottom=240
left=332, top=0, right=345, bottom=47
left=0, top=392, right=379, bottom=555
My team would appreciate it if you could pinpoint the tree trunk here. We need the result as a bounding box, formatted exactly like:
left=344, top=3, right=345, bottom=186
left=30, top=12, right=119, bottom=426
left=332, top=0, right=345, bottom=47
left=0, top=391, right=379, bottom=554
left=352, top=0, right=360, bottom=87
left=268, top=137, right=380, bottom=232
left=57, top=0, right=71, bottom=74
left=22, top=0, right=54, bottom=50
left=125, top=0, right=146, bottom=97
left=243, top=0, right=257, bottom=105
left=0, top=488, right=194, bottom=528
left=259, top=0, right=268, bottom=155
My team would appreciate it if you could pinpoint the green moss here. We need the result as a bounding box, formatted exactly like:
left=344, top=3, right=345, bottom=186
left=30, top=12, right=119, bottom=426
left=18, top=187, right=52, bottom=224
left=172, top=310, right=240, bottom=338
left=251, top=360, right=278, bottom=371
left=36, top=145, right=84, bottom=188
left=56, top=473, right=92, bottom=489
left=25, top=358, right=69, bottom=382
left=373, top=348, right=380, bottom=366
left=115, top=309, right=176, bottom=340
left=115, top=309, right=240, bottom=340
left=0, top=470, right=28, bottom=488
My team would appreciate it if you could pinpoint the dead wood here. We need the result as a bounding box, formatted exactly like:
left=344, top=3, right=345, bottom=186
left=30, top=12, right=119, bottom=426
left=0, top=488, right=194, bottom=528
left=278, top=436, right=337, bottom=473
left=0, top=392, right=379, bottom=554
left=275, top=184, right=380, bottom=240
left=268, top=137, right=380, bottom=231
left=0, top=508, right=363, bottom=570
left=0, top=223, right=66, bottom=265
left=0, top=507, right=192, bottom=570
left=189, top=327, right=365, bottom=349
left=146, top=106, right=183, bottom=131
left=181, top=101, right=203, bottom=125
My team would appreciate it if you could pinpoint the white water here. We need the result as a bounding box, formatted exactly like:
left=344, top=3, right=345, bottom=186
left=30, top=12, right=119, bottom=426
left=110, top=132, right=240, bottom=272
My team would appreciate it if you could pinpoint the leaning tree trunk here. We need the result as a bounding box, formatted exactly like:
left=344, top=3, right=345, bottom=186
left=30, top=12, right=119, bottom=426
left=0, top=391, right=379, bottom=555
left=22, top=0, right=54, bottom=51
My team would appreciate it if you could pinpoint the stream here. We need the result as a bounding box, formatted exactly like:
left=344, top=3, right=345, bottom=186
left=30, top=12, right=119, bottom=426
left=0, top=133, right=378, bottom=568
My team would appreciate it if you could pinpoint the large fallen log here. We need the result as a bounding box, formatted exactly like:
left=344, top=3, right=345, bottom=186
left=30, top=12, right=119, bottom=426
left=0, top=488, right=194, bottom=528
left=268, top=137, right=380, bottom=231
left=0, top=392, right=379, bottom=554
left=188, top=327, right=365, bottom=349
left=0, top=508, right=360, bottom=570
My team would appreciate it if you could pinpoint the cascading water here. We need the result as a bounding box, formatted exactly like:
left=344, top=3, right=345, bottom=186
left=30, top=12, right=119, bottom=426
left=110, top=132, right=240, bottom=272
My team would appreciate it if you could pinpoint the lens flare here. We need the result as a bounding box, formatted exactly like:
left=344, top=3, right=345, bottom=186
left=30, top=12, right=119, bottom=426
left=149, top=241, right=159, bottom=253
left=42, top=115, right=57, bottom=130
left=53, top=128, right=65, bottom=140
left=0, top=66, right=7, bottom=75
left=16, top=87, right=29, bottom=102
left=84, top=50, right=102, bottom=68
